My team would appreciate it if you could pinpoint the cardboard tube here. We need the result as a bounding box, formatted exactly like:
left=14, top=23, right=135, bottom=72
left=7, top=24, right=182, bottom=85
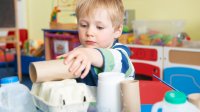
left=120, top=80, right=141, bottom=112
left=29, top=60, right=75, bottom=83
left=188, top=93, right=200, bottom=110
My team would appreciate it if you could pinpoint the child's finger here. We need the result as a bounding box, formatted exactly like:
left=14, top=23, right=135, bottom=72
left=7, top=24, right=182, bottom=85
left=69, top=60, right=82, bottom=77
left=64, top=51, right=80, bottom=64
left=65, top=59, right=73, bottom=71
left=70, top=56, right=86, bottom=70
left=80, top=62, right=91, bottom=79
left=70, top=56, right=83, bottom=70
left=74, top=59, right=88, bottom=76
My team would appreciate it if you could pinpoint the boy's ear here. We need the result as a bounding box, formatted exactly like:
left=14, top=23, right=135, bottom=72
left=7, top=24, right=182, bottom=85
left=114, top=25, right=123, bottom=38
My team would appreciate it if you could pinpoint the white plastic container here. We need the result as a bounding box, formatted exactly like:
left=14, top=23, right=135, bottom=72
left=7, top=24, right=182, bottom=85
left=151, top=90, right=200, bottom=112
left=0, top=76, right=36, bottom=112
left=97, top=72, right=125, bottom=112
left=0, top=76, right=19, bottom=86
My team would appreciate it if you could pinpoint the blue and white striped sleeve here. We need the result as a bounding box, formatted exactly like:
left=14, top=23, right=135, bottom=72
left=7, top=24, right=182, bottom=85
left=93, top=43, right=135, bottom=78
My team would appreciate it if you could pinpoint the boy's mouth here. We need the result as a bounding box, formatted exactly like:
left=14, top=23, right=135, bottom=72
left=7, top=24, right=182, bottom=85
left=85, top=41, right=96, bottom=45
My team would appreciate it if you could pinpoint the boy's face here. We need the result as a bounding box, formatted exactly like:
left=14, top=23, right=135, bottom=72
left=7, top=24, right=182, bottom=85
left=77, top=8, right=122, bottom=48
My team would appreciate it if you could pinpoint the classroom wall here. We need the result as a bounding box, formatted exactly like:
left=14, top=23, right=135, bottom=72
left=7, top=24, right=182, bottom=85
left=27, top=0, right=51, bottom=41
left=124, top=0, right=200, bottom=40
left=27, top=0, right=200, bottom=41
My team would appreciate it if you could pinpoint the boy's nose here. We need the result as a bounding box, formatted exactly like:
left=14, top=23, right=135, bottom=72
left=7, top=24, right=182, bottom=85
left=86, top=27, right=95, bottom=37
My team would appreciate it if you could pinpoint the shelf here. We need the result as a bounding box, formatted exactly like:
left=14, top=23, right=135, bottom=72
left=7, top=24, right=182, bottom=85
left=0, top=35, right=17, bottom=43
left=42, top=29, right=78, bottom=34
left=42, top=29, right=80, bottom=60
left=0, top=28, right=17, bottom=31
left=0, top=0, right=22, bottom=81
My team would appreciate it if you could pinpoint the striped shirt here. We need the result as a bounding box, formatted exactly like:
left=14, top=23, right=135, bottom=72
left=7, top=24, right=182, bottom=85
left=76, top=40, right=135, bottom=86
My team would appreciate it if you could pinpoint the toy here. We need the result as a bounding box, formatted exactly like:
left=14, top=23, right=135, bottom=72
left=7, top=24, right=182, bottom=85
left=133, top=20, right=185, bottom=47
left=50, top=6, right=61, bottom=24
left=118, top=33, right=135, bottom=44
left=50, top=0, right=77, bottom=30
left=23, top=39, right=44, bottom=57
left=134, top=31, right=186, bottom=47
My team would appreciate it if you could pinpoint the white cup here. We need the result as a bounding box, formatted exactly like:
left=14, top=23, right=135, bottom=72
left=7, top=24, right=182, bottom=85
left=97, top=72, right=125, bottom=112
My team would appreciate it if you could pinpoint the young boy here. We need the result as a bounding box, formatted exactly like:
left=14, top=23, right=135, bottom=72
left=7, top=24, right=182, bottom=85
left=58, top=0, right=135, bottom=86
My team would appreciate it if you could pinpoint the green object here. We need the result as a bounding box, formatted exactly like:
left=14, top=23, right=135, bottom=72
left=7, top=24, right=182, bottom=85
left=164, top=90, right=187, bottom=104
left=123, top=25, right=129, bottom=33
left=59, top=57, right=65, bottom=60
left=162, top=35, right=173, bottom=44
left=89, top=102, right=96, bottom=106
left=24, top=40, right=30, bottom=55
left=150, top=34, right=163, bottom=39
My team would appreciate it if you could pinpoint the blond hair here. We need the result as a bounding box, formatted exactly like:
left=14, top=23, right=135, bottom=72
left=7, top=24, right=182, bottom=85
left=75, top=0, right=124, bottom=28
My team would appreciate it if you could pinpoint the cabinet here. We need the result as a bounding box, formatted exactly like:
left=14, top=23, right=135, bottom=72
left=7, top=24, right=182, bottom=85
left=163, top=47, right=200, bottom=95
left=128, top=44, right=163, bottom=80
left=42, top=29, right=80, bottom=60
left=128, top=44, right=200, bottom=95
left=0, top=0, right=22, bottom=81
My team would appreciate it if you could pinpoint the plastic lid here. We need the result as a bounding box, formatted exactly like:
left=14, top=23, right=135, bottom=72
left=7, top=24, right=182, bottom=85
left=0, top=76, right=19, bottom=84
left=164, top=90, right=187, bottom=104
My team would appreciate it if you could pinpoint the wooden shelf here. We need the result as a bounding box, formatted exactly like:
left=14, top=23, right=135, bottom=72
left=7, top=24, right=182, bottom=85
left=0, top=35, right=16, bottom=43
left=0, top=0, right=22, bottom=81
left=0, top=28, right=17, bottom=31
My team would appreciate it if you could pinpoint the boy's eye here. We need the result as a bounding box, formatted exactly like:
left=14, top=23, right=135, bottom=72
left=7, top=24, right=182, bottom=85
left=80, top=24, right=88, bottom=28
left=97, top=26, right=104, bottom=30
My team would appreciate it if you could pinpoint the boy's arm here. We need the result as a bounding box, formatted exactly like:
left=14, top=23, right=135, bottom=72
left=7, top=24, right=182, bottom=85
left=58, top=43, right=134, bottom=79
left=94, top=43, right=135, bottom=78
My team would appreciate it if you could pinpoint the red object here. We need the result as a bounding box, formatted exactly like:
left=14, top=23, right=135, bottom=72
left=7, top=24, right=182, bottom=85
left=129, top=47, right=158, bottom=61
left=7, top=29, right=28, bottom=49
left=186, top=36, right=191, bottom=41
left=139, top=80, right=172, bottom=104
left=0, top=46, right=14, bottom=62
left=0, top=53, right=14, bottom=62
left=133, top=62, right=160, bottom=80
left=129, top=46, right=161, bottom=80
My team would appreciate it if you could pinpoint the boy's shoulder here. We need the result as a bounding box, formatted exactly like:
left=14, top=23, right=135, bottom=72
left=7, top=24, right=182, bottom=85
left=112, top=41, right=129, bottom=49
left=112, top=41, right=131, bottom=56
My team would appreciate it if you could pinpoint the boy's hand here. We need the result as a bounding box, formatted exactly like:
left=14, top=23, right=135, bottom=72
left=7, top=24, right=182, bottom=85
left=57, top=48, right=91, bottom=79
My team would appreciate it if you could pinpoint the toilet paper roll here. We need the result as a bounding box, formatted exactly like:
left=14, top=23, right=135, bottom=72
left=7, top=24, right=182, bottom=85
left=29, top=60, right=75, bottom=83
left=120, top=80, right=141, bottom=112
left=188, top=93, right=200, bottom=110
